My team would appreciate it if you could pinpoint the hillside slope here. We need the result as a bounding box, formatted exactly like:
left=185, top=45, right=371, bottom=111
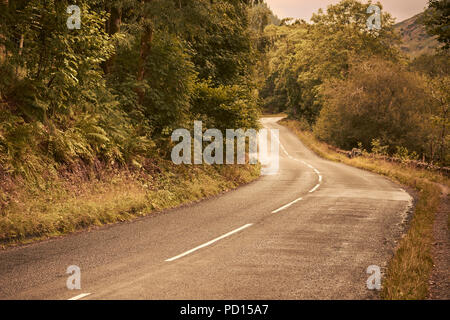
left=395, top=13, right=441, bottom=57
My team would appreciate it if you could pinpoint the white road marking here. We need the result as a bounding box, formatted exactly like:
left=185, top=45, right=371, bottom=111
left=68, top=293, right=91, bottom=300
left=277, top=140, right=322, bottom=192
left=165, top=224, right=253, bottom=262
left=280, top=141, right=289, bottom=156
left=309, top=184, right=321, bottom=193
left=272, top=197, right=303, bottom=213
left=267, top=139, right=323, bottom=213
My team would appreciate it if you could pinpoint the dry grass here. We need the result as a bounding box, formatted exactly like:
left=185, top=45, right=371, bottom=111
left=0, top=160, right=260, bottom=247
left=261, top=113, right=288, bottom=118
left=281, top=119, right=449, bottom=300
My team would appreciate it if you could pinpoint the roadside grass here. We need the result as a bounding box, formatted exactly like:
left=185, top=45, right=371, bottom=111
left=280, top=119, right=448, bottom=300
left=261, top=113, right=288, bottom=118
left=0, top=160, right=260, bottom=247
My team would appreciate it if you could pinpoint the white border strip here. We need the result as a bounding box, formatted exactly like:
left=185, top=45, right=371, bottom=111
left=165, top=224, right=253, bottom=262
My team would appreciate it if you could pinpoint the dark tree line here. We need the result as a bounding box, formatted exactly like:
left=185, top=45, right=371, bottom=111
left=0, top=0, right=263, bottom=176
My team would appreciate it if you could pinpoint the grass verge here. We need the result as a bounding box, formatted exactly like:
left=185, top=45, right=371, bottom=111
left=0, top=159, right=260, bottom=248
left=280, top=119, right=448, bottom=300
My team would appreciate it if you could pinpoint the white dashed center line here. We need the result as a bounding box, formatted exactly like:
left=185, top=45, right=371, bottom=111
left=68, top=293, right=91, bottom=300
left=63, top=126, right=325, bottom=299
left=165, top=224, right=253, bottom=262
left=272, top=197, right=303, bottom=213
left=271, top=138, right=322, bottom=213
left=309, top=184, right=320, bottom=193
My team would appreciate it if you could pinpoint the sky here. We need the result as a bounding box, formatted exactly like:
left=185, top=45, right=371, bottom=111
left=265, top=0, right=429, bottom=23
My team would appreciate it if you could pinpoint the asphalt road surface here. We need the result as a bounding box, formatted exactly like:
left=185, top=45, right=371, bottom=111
left=0, top=117, right=413, bottom=300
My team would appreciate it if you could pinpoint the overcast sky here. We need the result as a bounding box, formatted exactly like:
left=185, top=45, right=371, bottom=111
left=265, top=0, right=429, bottom=23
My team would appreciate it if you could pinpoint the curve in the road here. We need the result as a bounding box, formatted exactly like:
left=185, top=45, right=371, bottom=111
left=0, top=117, right=413, bottom=300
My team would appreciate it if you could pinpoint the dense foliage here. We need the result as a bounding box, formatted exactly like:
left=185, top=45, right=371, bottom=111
left=422, top=0, right=450, bottom=50
left=0, top=0, right=448, bottom=175
left=258, top=0, right=449, bottom=165
left=0, top=0, right=262, bottom=178
left=315, top=58, right=436, bottom=156
left=260, top=0, right=400, bottom=123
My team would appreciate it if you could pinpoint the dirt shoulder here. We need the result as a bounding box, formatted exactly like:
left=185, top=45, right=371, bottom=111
left=428, top=183, right=450, bottom=300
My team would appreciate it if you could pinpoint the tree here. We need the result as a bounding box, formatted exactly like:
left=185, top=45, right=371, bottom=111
left=0, top=0, right=262, bottom=177
left=428, top=76, right=449, bottom=164
left=314, top=58, right=438, bottom=162
left=410, top=51, right=450, bottom=77
left=260, top=0, right=400, bottom=123
left=422, top=0, right=450, bottom=50
left=0, top=0, right=8, bottom=63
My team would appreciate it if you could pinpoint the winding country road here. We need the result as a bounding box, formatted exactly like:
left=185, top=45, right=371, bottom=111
left=0, top=117, right=413, bottom=300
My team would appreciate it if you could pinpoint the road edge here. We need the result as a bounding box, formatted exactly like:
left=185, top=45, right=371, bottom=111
left=279, top=118, right=448, bottom=300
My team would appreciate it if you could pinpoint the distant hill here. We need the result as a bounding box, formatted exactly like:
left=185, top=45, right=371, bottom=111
left=394, top=13, right=441, bottom=57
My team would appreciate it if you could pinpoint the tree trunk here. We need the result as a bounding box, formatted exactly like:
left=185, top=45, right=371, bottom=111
left=137, top=25, right=153, bottom=83
left=102, top=6, right=122, bottom=75
left=110, top=7, right=122, bottom=35
left=15, top=33, right=23, bottom=76
left=0, top=0, right=9, bottom=63
left=134, top=0, right=154, bottom=105
left=439, top=106, right=447, bottom=164
left=136, top=23, right=153, bottom=105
